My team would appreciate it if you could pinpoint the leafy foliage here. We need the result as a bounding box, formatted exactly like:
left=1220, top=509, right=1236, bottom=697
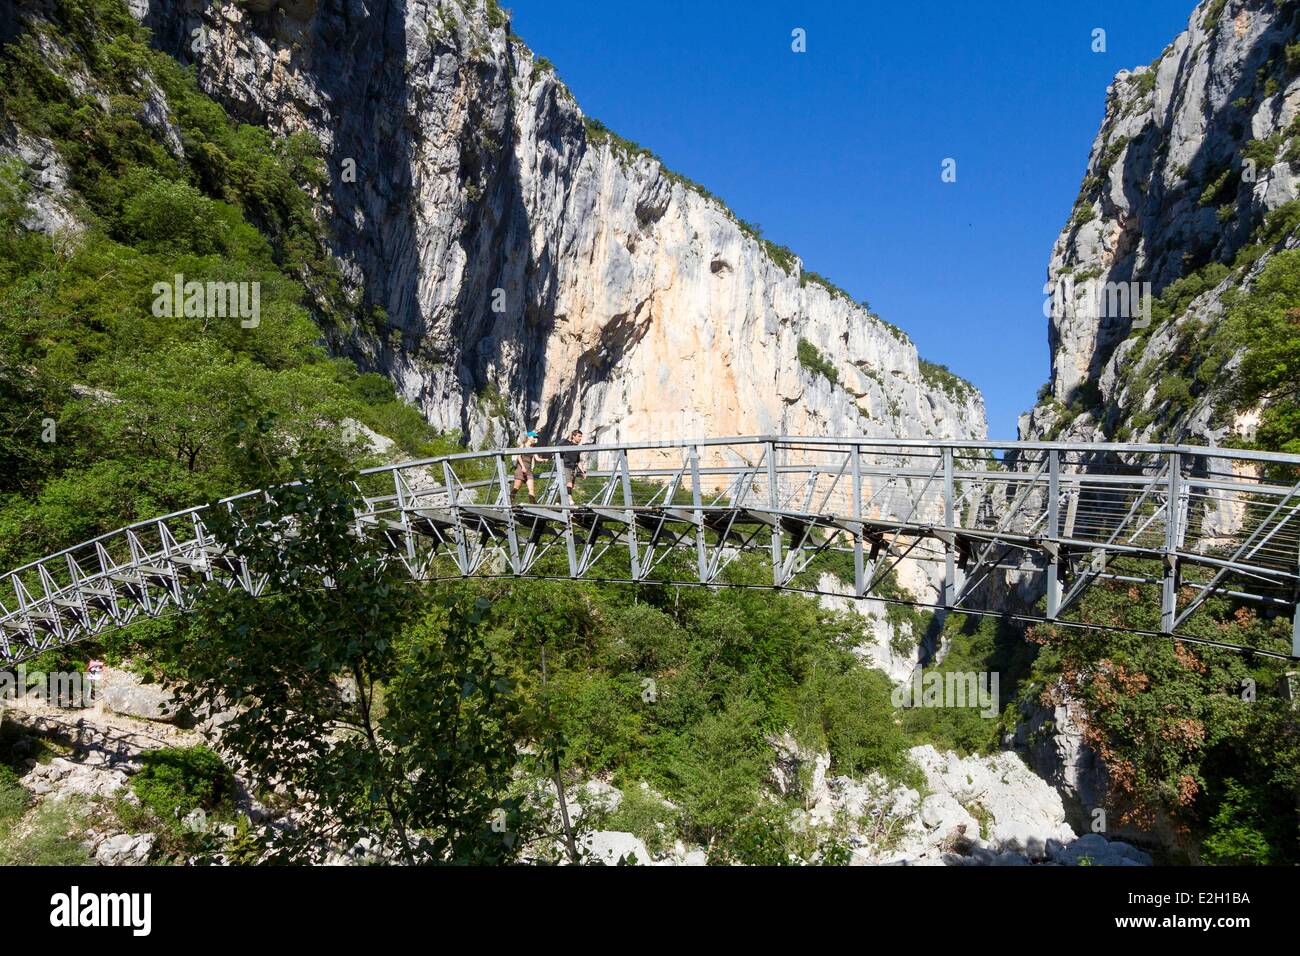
left=131, top=745, right=233, bottom=822
left=1023, top=563, right=1299, bottom=863
left=173, top=455, right=528, bottom=863
left=0, top=765, right=30, bottom=827
left=919, top=358, right=976, bottom=402
left=467, top=551, right=916, bottom=852
left=1223, top=249, right=1300, bottom=458
left=900, top=614, right=1034, bottom=756
left=797, top=337, right=839, bottom=386
left=0, top=0, right=463, bottom=577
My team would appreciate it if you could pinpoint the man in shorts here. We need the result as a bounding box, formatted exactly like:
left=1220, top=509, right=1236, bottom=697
left=512, top=431, right=543, bottom=503
left=557, top=428, right=586, bottom=498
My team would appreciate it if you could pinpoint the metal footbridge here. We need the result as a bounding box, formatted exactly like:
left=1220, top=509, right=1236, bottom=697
left=2, top=436, right=1299, bottom=667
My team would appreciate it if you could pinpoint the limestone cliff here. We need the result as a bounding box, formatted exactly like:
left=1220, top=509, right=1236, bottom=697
left=125, top=0, right=985, bottom=448
left=1005, top=0, right=1300, bottom=835
left=1023, top=0, right=1300, bottom=447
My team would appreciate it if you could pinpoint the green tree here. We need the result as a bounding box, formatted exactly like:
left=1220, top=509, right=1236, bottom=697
left=176, top=453, right=526, bottom=863
left=1201, top=778, right=1275, bottom=865
left=1225, top=249, right=1300, bottom=457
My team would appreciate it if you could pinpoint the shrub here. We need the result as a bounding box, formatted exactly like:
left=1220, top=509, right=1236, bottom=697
left=797, top=338, right=839, bottom=386
left=118, top=173, right=233, bottom=254
left=790, top=654, right=916, bottom=779
left=900, top=615, right=1033, bottom=756
left=1287, top=42, right=1300, bottom=77
left=919, top=359, right=975, bottom=402
left=1129, top=69, right=1157, bottom=97
left=1201, top=779, right=1276, bottom=865
left=1224, top=248, right=1300, bottom=461
left=603, top=783, right=679, bottom=857
left=131, top=746, right=233, bottom=823
left=0, top=765, right=30, bottom=827
left=1198, top=166, right=1236, bottom=206
left=1242, top=136, right=1280, bottom=171
left=1201, top=0, right=1228, bottom=31
left=710, top=801, right=800, bottom=865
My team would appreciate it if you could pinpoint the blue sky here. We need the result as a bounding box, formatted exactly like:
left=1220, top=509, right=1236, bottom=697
left=506, top=0, right=1197, bottom=438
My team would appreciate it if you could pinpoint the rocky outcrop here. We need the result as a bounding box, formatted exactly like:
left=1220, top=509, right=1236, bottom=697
left=814, top=573, right=928, bottom=682
left=114, top=0, right=985, bottom=449
left=23, top=756, right=132, bottom=802
left=0, top=119, right=81, bottom=238
left=767, top=730, right=832, bottom=803
left=1025, top=0, right=1300, bottom=446
left=1007, top=0, right=1300, bottom=857
left=93, top=831, right=156, bottom=865
left=1, top=680, right=262, bottom=866
left=827, top=744, right=1083, bottom=865
left=579, top=830, right=651, bottom=866
left=1013, top=695, right=1109, bottom=817
left=1047, top=831, right=1153, bottom=867
left=100, top=669, right=183, bottom=724
left=760, top=736, right=1149, bottom=866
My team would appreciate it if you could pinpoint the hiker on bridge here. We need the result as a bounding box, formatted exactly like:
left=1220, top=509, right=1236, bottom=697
left=511, top=431, right=544, bottom=503
left=558, top=427, right=587, bottom=497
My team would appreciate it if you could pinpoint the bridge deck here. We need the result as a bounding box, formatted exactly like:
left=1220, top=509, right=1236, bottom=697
left=2, top=436, right=1298, bottom=665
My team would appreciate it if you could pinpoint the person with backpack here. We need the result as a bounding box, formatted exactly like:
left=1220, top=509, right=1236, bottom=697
left=557, top=428, right=586, bottom=498
left=511, top=431, right=544, bottom=503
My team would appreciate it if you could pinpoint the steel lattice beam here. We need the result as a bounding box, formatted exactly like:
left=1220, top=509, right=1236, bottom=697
left=1, top=436, right=1299, bottom=667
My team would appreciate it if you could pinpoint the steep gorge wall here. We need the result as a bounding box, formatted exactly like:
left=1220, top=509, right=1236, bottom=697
left=1023, top=0, right=1300, bottom=446
left=1010, top=0, right=1300, bottom=831
left=127, top=0, right=985, bottom=449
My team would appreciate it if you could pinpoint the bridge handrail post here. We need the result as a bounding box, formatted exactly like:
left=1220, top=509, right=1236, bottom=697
left=392, top=468, right=418, bottom=566
left=942, top=447, right=956, bottom=609
left=1161, top=451, right=1183, bottom=634
left=1293, top=543, right=1300, bottom=657
left=555, top=452, right=579, bottom=578
left=494, top=455, right=521, bottom=575
left=1293, top=542, right=1300, bottom=658
left=852, top=445, right=865, bottom=598
left=442, top=460, right=470, bottom=576
left=1047, top=449, right=1061, bottom=619
left=619, top=449, right=641, bottom=579
left=767, top=440, right=782, bottom=587
left=689, top=445, right=707, bottom=583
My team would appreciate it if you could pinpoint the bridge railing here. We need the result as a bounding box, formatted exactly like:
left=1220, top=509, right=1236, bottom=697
left=1, top=436, right=1298, bottom=665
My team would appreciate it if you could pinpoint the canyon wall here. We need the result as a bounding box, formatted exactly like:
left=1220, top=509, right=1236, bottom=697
left=1024, top=0, right=1300, bottom=447
left=127, top=0, right=985, bottom=449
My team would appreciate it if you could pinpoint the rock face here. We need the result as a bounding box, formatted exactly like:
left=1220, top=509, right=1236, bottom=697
left=24, top=756, right=131, bottom=802
left=579, top=830, right=651, bottom=867
left=758, top=735, right=1138, bottom=866
left=767, top=730, right=831, bottom=803
left=118, top=0, right=985, bottom=448
left=94, top=832, right=156, bottom=866
left=1013, top=695, right=1109, bottom=817
left=1047, top=831, right=1153, bottom=867
left=0, top=120, right=81, bottom=238
left=1008, top=0, right=1300, bottom=853
left=874, top=745, right=1079, bottom=863
left=1024, top=0, right=1300, bottom=446
left=100, top=669, right=181, bottom=724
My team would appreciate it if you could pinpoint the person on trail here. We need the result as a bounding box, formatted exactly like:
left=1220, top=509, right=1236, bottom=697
left=85, top=659, right=104, bottom=706
left=557, top=428, right=586, bottom=498
left=512, top=431, right=543, bottom=503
